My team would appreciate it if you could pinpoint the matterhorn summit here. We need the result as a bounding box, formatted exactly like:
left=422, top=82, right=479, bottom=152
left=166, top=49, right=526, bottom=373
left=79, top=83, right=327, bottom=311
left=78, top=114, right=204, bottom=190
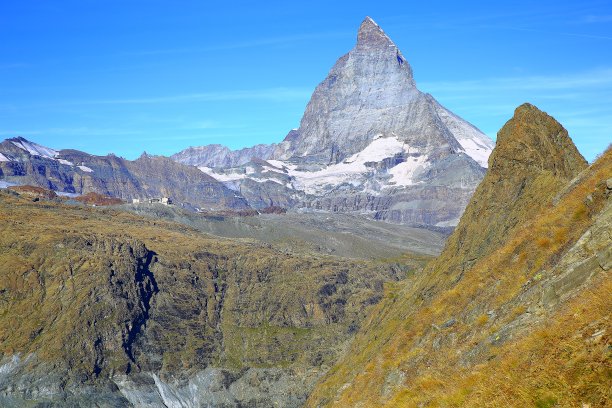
left=173, top=17, right=495, bottom=227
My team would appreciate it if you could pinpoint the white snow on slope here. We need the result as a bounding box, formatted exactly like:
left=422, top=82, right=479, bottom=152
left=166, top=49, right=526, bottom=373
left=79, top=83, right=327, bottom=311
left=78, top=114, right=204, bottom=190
left=5, top=138, right=99, bottom=173
left=457, top=137, right=492, bottom=168
left=277, top=136, right=431, bottom=195
left=199, top=167, right=247, bottom=182
left=199, top=166, right=288, bottom=190
left=56, top=191, right=81, bottom=197
left=265, top=160, right=288, bottom=170
left=346, top=134, right=405, bottom=163
left=202, top=136, right=433, bottom=195
left=283, top=136, right=406, bottom=194
left=11, top=139, right=58, bottom=158
left=202, top=134, right=490, bottom=195
left=434, top=104, right=494, bottom=168
left=388, top=155, right=430, bottom=186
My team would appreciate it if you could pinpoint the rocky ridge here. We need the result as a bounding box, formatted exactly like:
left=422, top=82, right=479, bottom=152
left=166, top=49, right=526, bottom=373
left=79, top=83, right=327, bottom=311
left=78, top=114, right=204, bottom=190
left=0, top=137, right=249, bottom=211
left=171, top=143, right=278, bottom=168
left=305, top=104, right=609, bottom=407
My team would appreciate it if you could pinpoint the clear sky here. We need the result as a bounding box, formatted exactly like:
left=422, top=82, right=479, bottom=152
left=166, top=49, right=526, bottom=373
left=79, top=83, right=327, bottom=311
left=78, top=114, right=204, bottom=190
left=0, top=0, right=610, bottom=161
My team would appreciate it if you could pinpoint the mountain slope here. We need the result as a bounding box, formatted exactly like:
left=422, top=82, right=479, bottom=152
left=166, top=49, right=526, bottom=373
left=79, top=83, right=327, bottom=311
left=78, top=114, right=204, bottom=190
left=173, top=17, right=494, bottom=227
left=0, top=186, right=421, bottom=407
left=0, top=137, right=249, bottom=211
left=306, top=104, right=609, bottom=407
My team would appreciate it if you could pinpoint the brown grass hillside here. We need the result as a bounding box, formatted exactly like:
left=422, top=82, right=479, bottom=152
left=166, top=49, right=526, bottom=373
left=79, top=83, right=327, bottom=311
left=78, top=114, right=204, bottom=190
left=0, top=188, right=425, bottom=392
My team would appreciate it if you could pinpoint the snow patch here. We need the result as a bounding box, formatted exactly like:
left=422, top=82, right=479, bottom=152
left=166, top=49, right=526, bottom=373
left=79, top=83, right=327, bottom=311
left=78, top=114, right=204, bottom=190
left=345, top=135, right=404, bottom=163
left=388, top=155, right=430, bottom=186
left=286, top=136, right=407, bottom=194
left=57, top=159, right=74, bottom=166
left=56, top=191, right=80, bottom=198
left=457, top=137, right=492, bottom=168
left=434, top=104, right=494, bottom=168
left=199, top=166, right=246, bottom=182
left=0, top=153, right=10, bottom=162
left=435, top=218, right=459, bottom=227
left=266, top=160, right=288, bottom=170
left=11, top=139, right=58, bottom=158
left=77, top=165, right=93, bottom=173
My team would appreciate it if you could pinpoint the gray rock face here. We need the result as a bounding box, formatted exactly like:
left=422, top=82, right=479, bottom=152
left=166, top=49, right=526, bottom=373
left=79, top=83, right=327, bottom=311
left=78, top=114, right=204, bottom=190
left=0, top=137, right=250, bottom=210
left=1, top=357, right=314, bottom=408
left=277, top=16, right=422, bottom=163
left=114, top=368, right=321, bottom=408
left=0, top=355, right=318, bottom=408
left=277, top=16, right=493, bottom=167
left=171, top=143, right=278, bottom=168
left=178, top=17, right=494, bottom=227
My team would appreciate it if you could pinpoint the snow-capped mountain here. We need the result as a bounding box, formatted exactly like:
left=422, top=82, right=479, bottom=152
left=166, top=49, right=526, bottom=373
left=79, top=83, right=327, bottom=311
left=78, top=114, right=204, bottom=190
left=173, top=17, right=494, bottom=227
left=0, top=137, right=249, bottom=210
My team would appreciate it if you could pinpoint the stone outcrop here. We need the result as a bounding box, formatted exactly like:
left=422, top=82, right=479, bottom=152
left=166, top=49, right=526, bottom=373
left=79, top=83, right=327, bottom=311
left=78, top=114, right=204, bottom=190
left=436, top=103, right=588, bottom=281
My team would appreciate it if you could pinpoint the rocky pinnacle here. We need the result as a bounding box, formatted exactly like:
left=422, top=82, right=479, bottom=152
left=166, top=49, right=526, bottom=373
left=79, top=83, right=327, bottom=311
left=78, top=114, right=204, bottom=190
left=356, top=16, right=415, bottom=85
left=276, top=16, right=485, bottom=164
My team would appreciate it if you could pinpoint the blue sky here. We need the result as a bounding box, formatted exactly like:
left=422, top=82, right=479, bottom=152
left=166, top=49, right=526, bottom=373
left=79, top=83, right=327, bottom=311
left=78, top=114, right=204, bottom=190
left=0, top=0, right=610, bottom=161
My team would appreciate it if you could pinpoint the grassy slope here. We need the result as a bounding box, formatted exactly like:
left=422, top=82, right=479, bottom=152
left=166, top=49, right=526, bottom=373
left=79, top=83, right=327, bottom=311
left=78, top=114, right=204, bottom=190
left=306, top=108, right=610, bottom=407
left=0, top=191, right=428, bottom=385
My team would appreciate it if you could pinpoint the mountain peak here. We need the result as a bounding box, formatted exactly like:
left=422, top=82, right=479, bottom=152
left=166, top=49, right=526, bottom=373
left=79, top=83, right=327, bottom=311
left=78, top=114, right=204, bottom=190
left=493, top=103, right=587, bottom=177
left=357, top=16, right=394, bottom=49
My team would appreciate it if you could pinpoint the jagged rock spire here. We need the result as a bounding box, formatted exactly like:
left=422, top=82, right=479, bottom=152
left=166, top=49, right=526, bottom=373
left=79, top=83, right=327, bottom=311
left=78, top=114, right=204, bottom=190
left=433, top=103, right=588, bottom=280
left=492, top=103, right=587, bottom=176
left=357, top=16, right=395, bottom=48
left=278, top=16, right=431, bottom=162
left=353, top=16, right=414, bottom=85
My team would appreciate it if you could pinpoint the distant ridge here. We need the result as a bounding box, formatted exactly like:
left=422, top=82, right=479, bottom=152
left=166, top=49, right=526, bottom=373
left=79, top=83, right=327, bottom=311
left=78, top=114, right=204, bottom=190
left=0, top=136, right=250, bottom=211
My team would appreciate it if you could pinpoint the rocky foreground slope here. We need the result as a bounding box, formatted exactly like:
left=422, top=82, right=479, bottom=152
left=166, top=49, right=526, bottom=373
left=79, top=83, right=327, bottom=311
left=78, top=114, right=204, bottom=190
left=306, top=104, right=610, bottom=407
left=0, top=185, right=428, bottom=406
left=173, top=17, right=494, bottom=227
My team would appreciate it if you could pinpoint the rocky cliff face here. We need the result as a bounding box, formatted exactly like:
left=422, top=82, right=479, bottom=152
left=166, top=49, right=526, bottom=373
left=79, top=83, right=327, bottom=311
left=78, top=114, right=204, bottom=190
left=305, top=105, right=609, bottom=407
left=170, top=143, right=278, bottom=168
left=0, top=137, right=250, bottom=210
left=175, top=17, right=494, bottom=227
left=0, top=189, right=413, bottom=407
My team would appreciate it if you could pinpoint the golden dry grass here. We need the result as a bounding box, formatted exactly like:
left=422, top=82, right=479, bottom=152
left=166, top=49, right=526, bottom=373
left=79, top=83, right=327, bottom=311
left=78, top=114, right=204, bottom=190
left=306, top=147, right=611, bottom=407
left=0, top=191, right=417, bottom=380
